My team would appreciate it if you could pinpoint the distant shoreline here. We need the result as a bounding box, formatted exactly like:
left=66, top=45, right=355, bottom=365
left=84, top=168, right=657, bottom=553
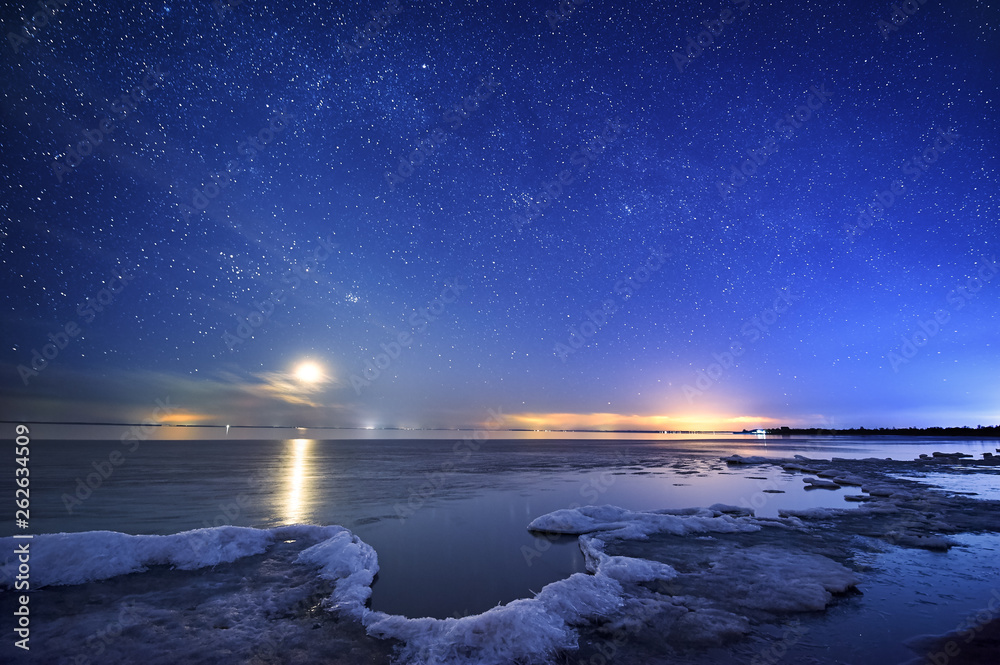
left=3, top=420, right=999, bottom=437
left=755, top=426, right=1000, bottom=437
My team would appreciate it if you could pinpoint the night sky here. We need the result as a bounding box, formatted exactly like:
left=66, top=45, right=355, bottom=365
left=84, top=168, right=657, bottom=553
left=1, top=0, right=998, bottom=431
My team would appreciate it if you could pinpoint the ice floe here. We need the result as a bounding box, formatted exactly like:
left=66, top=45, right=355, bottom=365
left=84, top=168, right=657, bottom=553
left=701, top=546, right=859, bottom=613
left=579, top=536, right=678, bottom=584
left=3, top=526, right=272, bottom=587
left=296, top=528, right=379, bottom=619
left=526, top=504, right=761, bottom=540
left=721, top=454, right=773, bottom=464
left=803, top=476, right=841, bottom=489
left=364, top=574, right=623, bottom=665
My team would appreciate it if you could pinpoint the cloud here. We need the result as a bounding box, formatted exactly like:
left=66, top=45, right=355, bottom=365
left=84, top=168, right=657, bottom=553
left=236, top=369, right=333, bottom=408
left=0, top=363, right=353, bottom=426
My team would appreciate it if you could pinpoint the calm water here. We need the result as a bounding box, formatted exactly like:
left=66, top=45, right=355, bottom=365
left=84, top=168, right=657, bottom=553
left=8, top=432, right=999, bottom=618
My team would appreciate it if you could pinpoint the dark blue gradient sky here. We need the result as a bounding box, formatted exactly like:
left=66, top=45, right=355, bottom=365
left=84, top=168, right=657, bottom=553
left=2, top=0, right=998, bottom=431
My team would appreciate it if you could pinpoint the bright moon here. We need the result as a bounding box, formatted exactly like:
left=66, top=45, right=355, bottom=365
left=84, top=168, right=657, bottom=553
left=294, top=361, right=324, bottom=384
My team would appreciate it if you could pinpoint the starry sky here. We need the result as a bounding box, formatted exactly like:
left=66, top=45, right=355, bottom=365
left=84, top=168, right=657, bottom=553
left=1, top=0, right=998, bottom=432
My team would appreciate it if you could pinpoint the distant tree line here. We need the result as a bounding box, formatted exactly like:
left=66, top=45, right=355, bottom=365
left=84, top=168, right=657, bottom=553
left=755, top=425, right=1000, bottom=437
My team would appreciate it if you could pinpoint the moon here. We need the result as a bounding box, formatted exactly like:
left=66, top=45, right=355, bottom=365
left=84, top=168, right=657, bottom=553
left=293, top=361, right=324, bottom=384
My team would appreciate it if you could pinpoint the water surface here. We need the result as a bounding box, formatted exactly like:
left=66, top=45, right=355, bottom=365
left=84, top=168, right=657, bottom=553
left=11, top=433, right=998, bottom=618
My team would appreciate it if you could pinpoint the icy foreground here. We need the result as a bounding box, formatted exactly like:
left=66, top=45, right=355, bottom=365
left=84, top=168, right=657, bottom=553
left=1, top=507, right=858, bottom=665
left=4, top=452, right=999, bottom=664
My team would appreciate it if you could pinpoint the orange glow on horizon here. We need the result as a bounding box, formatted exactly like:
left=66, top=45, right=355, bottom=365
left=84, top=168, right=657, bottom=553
left=502, top=412, right=784, bottom=431
left=156, top=412, right=215, bottom=425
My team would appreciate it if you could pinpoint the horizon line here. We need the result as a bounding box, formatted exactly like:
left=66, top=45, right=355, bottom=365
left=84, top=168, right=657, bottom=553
left=3, top=420, right=999, bottom=434
left=0, top=420, right=744, bottom=434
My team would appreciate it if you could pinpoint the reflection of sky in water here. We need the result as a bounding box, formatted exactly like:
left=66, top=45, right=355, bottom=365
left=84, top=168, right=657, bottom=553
left=558, top=466, right=855, bottom=519
left=888, top=470, right=1000, bottom=501
left=361, top=462, right=856, bottom=618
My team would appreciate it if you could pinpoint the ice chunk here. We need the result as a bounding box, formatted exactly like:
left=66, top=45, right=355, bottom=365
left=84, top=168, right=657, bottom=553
left=803, top=477, right=840, bottom=489
left=0, top=524, right=351, bottom=588
left=528, top=504, right=632, bottom=535
left=708, top=503, right=755, bottom=517
left=884, top=532, right=957, bottom=551
left=579, top=536, right=677, bottom=583
left=778, top=507, right=844, bottom=519
left=650, top=506, right=715, bottom=517
left=0, top=526, right=274, bottom=587
left=600, top=596, right=750, bottom=646
left=721, top=454, right=773, bottom=464
left=781, top=462, right=819, bottom=473
left=296, top=529, right=379, bottom=618
left=833, top=474, right=865, bottom=486
left=709, top=546, right=859, bottom=612
left=672, top=606, right=751, bottom=643
left=527, top=505, right=760, bottom=540
left=363, top=573, right=623, bottom=665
